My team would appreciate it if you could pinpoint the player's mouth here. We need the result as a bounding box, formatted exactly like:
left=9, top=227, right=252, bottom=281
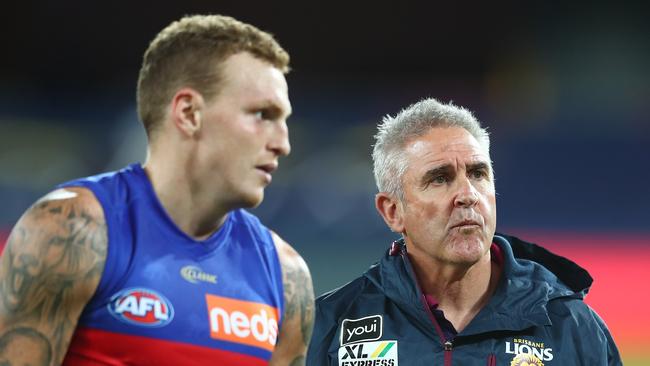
left=255, top=163, right=277, bottom=183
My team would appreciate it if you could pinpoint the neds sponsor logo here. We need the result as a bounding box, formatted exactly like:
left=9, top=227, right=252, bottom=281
left=206, top=294, right=279, bottom=352
left=108, top=288, right=174, bottom=327
left=340, top=315, right=383, bottom=345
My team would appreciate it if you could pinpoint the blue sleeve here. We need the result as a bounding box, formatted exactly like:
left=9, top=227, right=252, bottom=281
left=589, top=308, right=623, bottom=366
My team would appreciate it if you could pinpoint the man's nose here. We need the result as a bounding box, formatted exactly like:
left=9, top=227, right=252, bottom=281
left=453, top=176, right=479, bottom=208
left=269, top=120, right=291, bottom=156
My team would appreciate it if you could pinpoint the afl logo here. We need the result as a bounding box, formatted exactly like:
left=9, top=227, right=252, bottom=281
left=108, top=288, right=174, bottom=327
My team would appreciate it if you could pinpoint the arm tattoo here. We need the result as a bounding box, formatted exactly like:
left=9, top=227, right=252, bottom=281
left=289, top=355, right=305, bottom=366
left=282, top=259, right=315, bottom=346
left=0, top=327, right=52, bottom=366
left=0, top=197, right=107, bottom=364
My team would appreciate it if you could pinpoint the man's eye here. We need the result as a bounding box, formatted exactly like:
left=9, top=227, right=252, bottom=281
left=433, top=175, right=447, bottom=184
left=470, top=170, right=486, bottom=179
left=254, top=109, right=280, bottom=121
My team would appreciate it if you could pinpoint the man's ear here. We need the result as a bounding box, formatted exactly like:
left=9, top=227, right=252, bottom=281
left=170, top=88, right=204, bottom=137
left=375, top=192, right=405, bottom=233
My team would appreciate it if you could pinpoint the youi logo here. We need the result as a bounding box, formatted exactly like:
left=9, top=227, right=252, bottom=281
left=108, top=288, right=174, bottom=327
left=340, top=315, right=383, bottom=346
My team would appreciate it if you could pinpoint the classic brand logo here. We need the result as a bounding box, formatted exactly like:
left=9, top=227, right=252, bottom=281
left=206, top=294, right=279, bottom=352
left=340, top=315, right=383, bottom=346
left=108, top=288, right=174, bottom=327
left=181, top=265, right=217, bottom=284
left=506, top=338, right=553, bottom=363
left=338, top=340, right=398, bottom=366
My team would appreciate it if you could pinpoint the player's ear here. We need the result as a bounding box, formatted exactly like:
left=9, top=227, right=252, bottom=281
left=170, top=88, right=204, bottom=137
left=376, top=192, right=405, bottom=233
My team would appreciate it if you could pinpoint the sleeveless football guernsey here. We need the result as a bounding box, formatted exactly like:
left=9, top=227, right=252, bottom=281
left=59, top=164, right=284, bottom=365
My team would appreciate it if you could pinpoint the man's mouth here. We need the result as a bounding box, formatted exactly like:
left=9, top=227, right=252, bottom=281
left=255, top=163, right=277, bottom=183
left=255, top=163, right=277, bottom=174
left=450, top=220, right=481, bottom=230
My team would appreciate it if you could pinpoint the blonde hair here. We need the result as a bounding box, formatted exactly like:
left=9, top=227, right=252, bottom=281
left=136, top=14, right=289, bottom=137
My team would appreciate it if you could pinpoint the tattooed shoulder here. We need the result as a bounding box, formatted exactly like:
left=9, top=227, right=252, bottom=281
left=0, top=327, right=52, bottom=365
left=273, top=233, right=314, bottom=365
left=0, top=187, right=108, bottom=364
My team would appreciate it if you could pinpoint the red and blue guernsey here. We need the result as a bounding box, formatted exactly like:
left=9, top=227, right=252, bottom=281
left=59, top=164, right=284, bottom=365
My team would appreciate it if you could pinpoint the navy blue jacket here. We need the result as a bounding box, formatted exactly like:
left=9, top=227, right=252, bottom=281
left=307, top=234, right=621, bottom=366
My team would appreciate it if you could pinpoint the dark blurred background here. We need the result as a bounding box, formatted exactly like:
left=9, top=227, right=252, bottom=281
left=1, top=1, right=648, bottom=362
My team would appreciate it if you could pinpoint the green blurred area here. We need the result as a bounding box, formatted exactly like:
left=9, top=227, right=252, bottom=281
left=624, top=357, right=649, bottom=366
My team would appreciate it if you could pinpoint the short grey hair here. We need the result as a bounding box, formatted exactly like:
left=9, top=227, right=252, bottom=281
left=372, top=98, right=490, bottom=198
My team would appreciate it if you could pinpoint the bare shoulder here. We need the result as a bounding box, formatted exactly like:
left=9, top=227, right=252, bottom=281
left=271, top=231, right=313, bottom=320
left=269, top=231, right=314, bottom=366
left=0, top=187, right=108, bottom=364
left=271, top=232, right=309, bottom=274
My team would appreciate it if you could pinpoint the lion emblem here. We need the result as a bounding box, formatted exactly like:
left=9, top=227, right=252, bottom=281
left=510, top=353, right=544, bottom=366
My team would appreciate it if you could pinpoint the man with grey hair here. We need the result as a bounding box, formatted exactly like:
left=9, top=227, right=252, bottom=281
left=307, top=98, right=621, bottom=365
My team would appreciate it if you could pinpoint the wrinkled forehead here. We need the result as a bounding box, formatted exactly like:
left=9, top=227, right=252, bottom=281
left=404, top=126, right=489, bottom=161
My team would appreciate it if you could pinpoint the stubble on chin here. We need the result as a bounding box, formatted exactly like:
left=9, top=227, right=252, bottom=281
left=445, top=228, right=490, bottom=262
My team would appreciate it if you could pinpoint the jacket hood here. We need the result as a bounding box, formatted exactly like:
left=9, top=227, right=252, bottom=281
left=499, top=233, right=592, bottom=294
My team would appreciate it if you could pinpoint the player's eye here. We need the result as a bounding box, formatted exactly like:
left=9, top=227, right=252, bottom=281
left=254, top=110, right=268, bottom=119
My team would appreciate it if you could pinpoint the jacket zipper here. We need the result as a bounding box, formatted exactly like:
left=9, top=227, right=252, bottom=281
left=420, top=294, right=453, bottom=366
left=444, top=340, right=453, bottom=366
left=401, top=246, right=454, bottom=365
left=399, top=242, right=499, bottom=366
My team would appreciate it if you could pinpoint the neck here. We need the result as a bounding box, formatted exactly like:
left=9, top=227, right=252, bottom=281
left=143, top=145, right=230, bottom=240
left=408, top=244, right=500, bottom=332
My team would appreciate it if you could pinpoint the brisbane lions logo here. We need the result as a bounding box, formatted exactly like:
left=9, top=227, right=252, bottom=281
left=510, top=353, right=544, bottom=366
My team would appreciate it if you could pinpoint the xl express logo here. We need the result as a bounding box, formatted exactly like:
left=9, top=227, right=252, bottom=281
left=206, top=294, right=279, bottom=352
left=338, top=340, right=398, bottom=366
left=108, top=288, right=174, bottom=327
left=340, top=315, right=383, bottom=346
